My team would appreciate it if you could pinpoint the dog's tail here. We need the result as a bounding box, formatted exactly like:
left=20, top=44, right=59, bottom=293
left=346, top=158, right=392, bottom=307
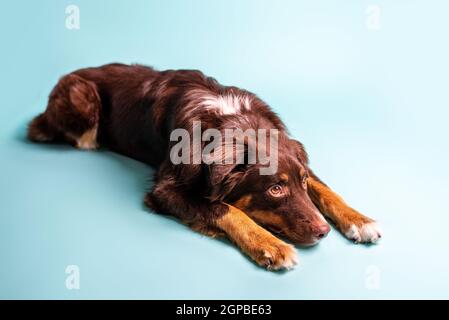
left=27, top=113, right=55, bottom=142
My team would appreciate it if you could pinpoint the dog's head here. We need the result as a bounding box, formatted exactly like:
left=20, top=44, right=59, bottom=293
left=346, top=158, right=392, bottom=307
left=208, top=132, right=330, bottom=246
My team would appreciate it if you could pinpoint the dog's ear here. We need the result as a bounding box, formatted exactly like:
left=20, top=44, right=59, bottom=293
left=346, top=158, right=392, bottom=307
left=208, top=163, right=248, bottom=202
left=207, top=139, right=249, bottom=202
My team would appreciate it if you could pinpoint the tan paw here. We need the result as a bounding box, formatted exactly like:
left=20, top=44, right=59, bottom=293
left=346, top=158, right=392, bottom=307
left=345, top=221, right=382, bottom=243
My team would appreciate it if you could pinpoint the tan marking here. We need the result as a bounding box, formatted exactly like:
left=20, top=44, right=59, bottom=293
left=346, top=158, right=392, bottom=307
left=76, top=126, right=98, bottom=150
left=246, top=210, right=287, bottom=231
left=232, top=196, right=288, bottom=236
left=216, top=204, right=298, bottom=270
left=232, top=195, right=252, bottom=210
left=307, top=178, right=381, bottom=243
left=280, top=173, right=289, bottom=182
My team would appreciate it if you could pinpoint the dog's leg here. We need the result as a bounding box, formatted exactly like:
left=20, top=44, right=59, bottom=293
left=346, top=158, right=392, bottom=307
left=307, top=172, right=382, bottom=243
left=28, top=74, right=100, bottom=150
left=145, top=178, right=298, bottom=270
left=216, top=204, right=298, bottom=270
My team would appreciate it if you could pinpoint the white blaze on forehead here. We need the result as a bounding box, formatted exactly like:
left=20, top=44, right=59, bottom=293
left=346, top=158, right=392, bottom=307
left=201, top=93, right=252, bottom=115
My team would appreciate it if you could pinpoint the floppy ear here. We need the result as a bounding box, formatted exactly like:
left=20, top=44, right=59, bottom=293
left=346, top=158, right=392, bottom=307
left=208, top=163, right=247, bottom=202
left=207, top=138, right=249, bottom=202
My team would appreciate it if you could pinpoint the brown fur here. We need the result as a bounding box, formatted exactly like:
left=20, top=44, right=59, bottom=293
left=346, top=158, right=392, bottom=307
left=28, top=63, right=381, bottom=270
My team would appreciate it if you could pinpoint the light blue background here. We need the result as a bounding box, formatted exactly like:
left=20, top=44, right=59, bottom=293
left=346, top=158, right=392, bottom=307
left=1, top=0, right=448, bottom=299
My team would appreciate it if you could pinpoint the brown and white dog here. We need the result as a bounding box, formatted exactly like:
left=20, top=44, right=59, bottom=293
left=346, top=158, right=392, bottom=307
left=28, top=63, right=382, bottom=270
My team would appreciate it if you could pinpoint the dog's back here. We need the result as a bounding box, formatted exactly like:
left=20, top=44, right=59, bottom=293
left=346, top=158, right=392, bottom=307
left=30, top=63, right=283, bottom=166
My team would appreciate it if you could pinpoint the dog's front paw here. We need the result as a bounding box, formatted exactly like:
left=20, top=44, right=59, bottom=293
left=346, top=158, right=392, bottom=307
left=254, top=238, right=298, bottom=271
left=345, top=221, right=382, bottom=244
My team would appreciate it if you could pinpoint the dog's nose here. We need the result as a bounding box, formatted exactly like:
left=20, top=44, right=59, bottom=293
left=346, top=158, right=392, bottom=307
left=314, top=224, right=331, bottom=239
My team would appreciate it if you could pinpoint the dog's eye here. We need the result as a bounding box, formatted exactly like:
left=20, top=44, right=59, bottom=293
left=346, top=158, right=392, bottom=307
left=268, top=184, right=284, bottom=197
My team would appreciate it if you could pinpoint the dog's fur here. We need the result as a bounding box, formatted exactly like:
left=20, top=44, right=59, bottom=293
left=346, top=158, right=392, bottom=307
left=28, top=63, right=382, bottom=270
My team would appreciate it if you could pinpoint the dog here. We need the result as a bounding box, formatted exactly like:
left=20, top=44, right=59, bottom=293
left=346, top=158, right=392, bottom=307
left=28, top=63, right=382, bottom=270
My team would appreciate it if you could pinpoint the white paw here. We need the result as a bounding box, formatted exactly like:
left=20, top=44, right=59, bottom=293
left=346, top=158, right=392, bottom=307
left=345, top=222, right=382, bottom=243
left=262, top=243, right=299, bottom=271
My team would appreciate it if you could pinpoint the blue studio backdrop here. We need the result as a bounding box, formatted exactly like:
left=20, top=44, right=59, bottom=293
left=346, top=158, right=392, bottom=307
left=1, top=0, right=449, bottom=299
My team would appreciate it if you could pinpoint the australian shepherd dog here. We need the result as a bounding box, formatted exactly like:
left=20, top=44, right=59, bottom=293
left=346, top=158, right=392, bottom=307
left=28, top=63, right=382, bottom=270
